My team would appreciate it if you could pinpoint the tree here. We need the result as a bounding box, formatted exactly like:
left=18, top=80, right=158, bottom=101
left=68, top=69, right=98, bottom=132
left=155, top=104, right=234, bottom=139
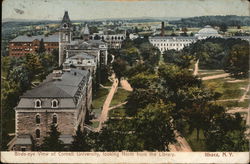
left=100, top=65, right=112, bottom=84
left=134, top=102, right=176, bottom=151
left=37, top=39, right=46, bottom=54
left=139, top=42, right=161, bottom=66
left=23, top=53, right=43, bottom=81
left=219, top=23, right=228, bottom=33
left=71, top=125, right=91, bottom=151
left=204, top=113, right=249, bottom=151
left=112, top=58, right=127, bottom=81
left=223, top=42, right=249, bottom=78
left=41, top=124, right=64, bottom=151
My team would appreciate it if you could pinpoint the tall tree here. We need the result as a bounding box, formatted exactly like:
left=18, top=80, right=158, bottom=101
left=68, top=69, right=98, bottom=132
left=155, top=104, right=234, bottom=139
left=37, top=39, right=46, bottom=54
left=112, top=58, right=127, bottom=81
left=41, top=124, right=64, bottom=151
left=71, top=125, right=91, bottom=151
left=223, top=42, right=249, bottom=78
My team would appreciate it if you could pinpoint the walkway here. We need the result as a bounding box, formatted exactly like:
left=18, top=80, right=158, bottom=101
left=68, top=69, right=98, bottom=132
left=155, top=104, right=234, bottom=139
left=96, top=76, right=118, bottom=132
left=169, top=131, right=192, bottom=152
left=120, top=78, right=133, bottom=91
left=202, top=73, right=229, bottom=81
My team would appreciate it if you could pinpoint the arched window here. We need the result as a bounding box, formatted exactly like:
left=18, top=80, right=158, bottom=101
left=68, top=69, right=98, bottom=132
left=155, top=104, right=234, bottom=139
left=51, top=99, right=58, bottom=108
left=52, top=114, right=57, bottom=124
left=35, top=99, right=41, bottom=108
left=36, top=114, right=40, bottom=124
left=36, top=129, right=40, bottom=138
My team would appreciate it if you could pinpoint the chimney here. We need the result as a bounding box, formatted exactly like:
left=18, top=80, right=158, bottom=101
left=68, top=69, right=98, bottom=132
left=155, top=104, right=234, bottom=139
left=161, top=21, right=165, bottom=36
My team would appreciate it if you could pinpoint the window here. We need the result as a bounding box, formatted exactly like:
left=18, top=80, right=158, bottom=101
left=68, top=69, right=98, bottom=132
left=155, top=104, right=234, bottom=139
left=52, top=114, right=57, bottom=124
left=36, top=129, right=40, bottom=138
left=35, top=99, right=41, bottom=108
left=36, top=114, right=40, bottom=124
left=21, top=146, right=26, bottom=151
left=51, top=99, right=58, bottom=108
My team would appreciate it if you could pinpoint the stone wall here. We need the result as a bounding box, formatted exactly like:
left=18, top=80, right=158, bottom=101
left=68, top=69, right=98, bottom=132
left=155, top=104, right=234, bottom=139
left=17, top=110, right=75, bottom=145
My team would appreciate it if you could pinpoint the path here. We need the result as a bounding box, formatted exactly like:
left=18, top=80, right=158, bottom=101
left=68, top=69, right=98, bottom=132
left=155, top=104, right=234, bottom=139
left=120, top=78, right=133, bottom=91
left=193, top=59, right=199, bottom=76
left=169, top=131, right=192, bottom=152
left=202, top=73, right=229, bottom=81
left=96, top=76, right=118, bottom=132
left=239, top=84, right=250, bottom=102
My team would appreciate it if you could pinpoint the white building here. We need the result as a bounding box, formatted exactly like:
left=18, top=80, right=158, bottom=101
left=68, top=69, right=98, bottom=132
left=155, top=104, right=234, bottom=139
left=149, top=36, right=197, bottom=53
left=149, top=25, right=221, bottom=53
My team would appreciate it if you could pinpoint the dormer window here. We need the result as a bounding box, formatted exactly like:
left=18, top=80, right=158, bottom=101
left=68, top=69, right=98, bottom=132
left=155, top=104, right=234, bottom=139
left=35, top=99, right=42, bottom=108
left=51, top=99, right=58, bottom=108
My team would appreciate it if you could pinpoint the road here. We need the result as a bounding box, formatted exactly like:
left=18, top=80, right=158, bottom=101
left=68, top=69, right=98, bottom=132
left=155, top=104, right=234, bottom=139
left=96, top=77, right=118, bottom=132
left=120, top=78, right=133, bottom=91
left=169, top=131, right=192, bottom=152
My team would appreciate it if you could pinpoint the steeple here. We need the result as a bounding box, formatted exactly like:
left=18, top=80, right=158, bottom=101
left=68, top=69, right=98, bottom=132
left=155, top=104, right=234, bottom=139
left=60, top=11, right=72, bottom=28
left=81, top=24, right=90, bottom=41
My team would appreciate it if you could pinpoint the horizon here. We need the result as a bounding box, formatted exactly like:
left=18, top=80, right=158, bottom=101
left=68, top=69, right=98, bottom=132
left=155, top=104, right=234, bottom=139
left=2, top=0, right=249, bottom=21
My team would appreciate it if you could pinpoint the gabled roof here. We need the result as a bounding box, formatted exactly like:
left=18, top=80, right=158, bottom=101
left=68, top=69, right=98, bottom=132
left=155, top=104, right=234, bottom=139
left=81, top=24, right=90, bottom=35
left=10, top=34, right=59, bottom=43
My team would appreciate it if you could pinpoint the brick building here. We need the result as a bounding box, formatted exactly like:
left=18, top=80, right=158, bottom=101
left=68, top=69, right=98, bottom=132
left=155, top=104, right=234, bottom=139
left=9, top=68, right=92, bottom=151
left=9, top=34, right=59, bottom=57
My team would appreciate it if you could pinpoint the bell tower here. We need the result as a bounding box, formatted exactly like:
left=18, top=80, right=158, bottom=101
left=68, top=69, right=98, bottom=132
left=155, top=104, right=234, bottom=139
left=59, top=11, right=72, bottom=66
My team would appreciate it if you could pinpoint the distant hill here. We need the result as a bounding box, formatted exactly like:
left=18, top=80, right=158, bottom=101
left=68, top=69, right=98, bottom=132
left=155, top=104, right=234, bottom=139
left=169, top=15, right=250, bottom=27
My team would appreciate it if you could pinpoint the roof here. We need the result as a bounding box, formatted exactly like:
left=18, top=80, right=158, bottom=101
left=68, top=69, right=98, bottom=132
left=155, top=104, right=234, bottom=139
left=149, top=36, right=197, bottom=40
left=15, top=135, right=32, bottom=145
left=21, top=68, right=89, bottom=98
left=69, top=52, right=95, bottom=60
left=61, top=11, right=71, bottom=25
left=197, top=25, right=219, bottom=35
left=81, top=24, right=90, bottom=35
left=10, top=34, right=59, bottom=43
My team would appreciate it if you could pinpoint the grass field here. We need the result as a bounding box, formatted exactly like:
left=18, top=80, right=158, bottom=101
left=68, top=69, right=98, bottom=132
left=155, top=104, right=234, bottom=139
left=90, top=121, right=100, bottom=129
left=110, top=88, right=130, bottom=107
left=203, top=77, right=249, bottom=100
left=109, top=105, right=126, bottom=117
left=92, top=88, right=109, bottom=109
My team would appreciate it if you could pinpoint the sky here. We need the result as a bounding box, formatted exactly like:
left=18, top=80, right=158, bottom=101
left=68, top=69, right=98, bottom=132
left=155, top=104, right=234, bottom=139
left=2, top=0, right=250, bottom=21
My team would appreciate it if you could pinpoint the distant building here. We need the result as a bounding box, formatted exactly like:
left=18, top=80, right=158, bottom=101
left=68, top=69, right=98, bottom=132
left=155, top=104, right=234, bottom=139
left=9, top=34, right=59, bottom=56
left=149, top=36, right=197, bottom=53
left=149, top=25, right=250, bottom=53
left=129, top=33, right=139, bottom=40
left=195, top=25, right=221, bottom=39
left=9, top=68, right=92, bottom=151
left=90, top=32, right=126, bottom=49
left=58, top=11, right=108, bottom=67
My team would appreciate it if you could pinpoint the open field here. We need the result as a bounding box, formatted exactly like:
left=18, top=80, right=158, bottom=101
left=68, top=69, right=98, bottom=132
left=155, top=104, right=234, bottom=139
left=110, top=88, right=130, bottom=107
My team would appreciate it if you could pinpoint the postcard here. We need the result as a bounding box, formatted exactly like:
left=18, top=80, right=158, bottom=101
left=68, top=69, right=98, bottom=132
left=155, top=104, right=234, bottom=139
left=1, top=0, right=250, bottom=163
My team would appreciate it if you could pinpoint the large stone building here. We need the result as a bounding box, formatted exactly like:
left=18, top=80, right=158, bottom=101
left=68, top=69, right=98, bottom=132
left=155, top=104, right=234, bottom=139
left=9, top=34, right=59, bottom=57
left=9, top=68, right=92, bottom=151
left=58, top=11, right=108, bottom=67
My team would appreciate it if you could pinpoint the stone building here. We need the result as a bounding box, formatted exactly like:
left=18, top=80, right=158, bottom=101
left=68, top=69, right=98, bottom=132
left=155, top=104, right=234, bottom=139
left=9, top=68, right=92, bottom=151
left=59, top=11, right=108, bottom=67
left=9, top=34, right=59, bottom=57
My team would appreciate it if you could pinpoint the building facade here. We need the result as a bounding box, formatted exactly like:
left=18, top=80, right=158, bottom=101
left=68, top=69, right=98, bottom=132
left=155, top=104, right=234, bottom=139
left=9, top=69, right=92, bottom=151
left=9, top=34, right=59, bottom=57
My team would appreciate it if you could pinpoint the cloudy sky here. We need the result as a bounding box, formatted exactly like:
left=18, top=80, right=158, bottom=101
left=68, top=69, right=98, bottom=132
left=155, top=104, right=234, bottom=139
left=2, top=0, right=250, bottom=20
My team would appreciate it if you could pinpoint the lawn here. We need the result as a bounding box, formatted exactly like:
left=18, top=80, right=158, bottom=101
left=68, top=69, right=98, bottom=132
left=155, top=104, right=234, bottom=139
left=216, top=99, right=249, bottom=109
left=91, top=88, right=109, bottom=109
left=203, top=78, right=249, bottom=100
left=110, top=88, right=131, bottom=107
left=90, top=121, right=100, bottom=129
left=109, top=105, right=126, bottom=117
